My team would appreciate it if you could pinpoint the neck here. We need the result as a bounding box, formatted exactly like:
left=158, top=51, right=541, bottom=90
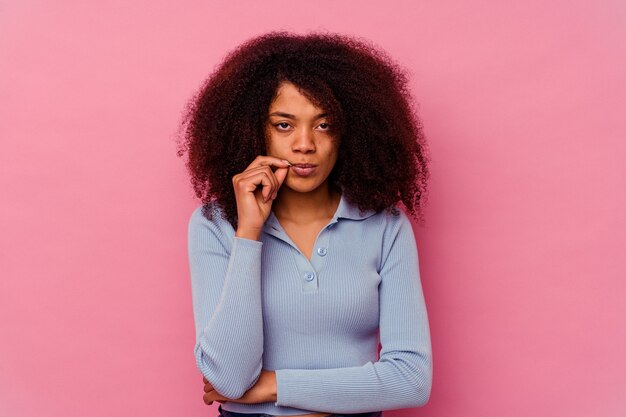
left=272, top=183, right=341, bottom=224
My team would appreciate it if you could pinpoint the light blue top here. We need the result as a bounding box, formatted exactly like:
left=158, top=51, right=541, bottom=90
left=188, top=192, right=432, bottom=415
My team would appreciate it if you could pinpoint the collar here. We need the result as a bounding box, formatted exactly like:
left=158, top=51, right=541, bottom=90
left=262, top=192, right=377, bottom=235
left=333, top=192, right=378, bottom=221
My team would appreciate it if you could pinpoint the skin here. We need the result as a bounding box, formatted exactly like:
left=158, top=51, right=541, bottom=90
left=202, top=81, right=340, bottom=417
left=265, top=81, right=341, bottom=223
left=265, top=81, right=342, bottom=262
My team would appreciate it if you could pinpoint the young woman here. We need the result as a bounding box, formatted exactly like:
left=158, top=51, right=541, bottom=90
left=178, top=31, right=432, bottom=417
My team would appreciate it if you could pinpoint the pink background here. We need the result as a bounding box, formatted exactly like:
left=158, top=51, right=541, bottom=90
left=1, top=1, right=625, bottom=416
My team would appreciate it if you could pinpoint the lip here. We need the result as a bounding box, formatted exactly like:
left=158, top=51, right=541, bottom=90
left=290, top=164, right=317, bottom=177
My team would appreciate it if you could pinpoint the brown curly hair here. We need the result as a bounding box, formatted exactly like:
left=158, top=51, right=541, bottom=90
left=175, top=30, right=430, bottom=229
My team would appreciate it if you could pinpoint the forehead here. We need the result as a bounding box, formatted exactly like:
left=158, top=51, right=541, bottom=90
left=269, top=81, right=323, bottom=112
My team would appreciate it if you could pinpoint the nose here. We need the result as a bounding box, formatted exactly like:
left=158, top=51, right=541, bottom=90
left=292, top=128, right=315, bottom=153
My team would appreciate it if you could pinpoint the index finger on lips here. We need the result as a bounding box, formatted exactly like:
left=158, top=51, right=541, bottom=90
left=245, top=155, right=292, bottom=172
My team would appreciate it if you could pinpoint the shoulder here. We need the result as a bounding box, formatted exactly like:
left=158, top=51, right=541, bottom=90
left=386, top=206, right=413, bottom=232
left=367, top=204, right=413, bottom=236
left=377, top=205, right=417, bottom=253
left=352, top=203, right=415, bottom=250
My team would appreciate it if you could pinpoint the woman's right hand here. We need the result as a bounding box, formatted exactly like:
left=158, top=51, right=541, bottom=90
left=232, top=156, right=291, bottom=239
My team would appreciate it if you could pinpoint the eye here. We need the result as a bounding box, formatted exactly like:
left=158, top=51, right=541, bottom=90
left=273, top=122, right=291, bottom=131
left=317, top=122, right=330, bottom=130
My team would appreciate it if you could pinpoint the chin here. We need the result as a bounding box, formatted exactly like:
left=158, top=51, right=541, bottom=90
left=284, top=183, right=319, bottom=193
left=284, top=177, right=325, bottom=193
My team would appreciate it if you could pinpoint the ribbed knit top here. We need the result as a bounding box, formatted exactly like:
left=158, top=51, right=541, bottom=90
left=188, top=192, right=432, bottom=415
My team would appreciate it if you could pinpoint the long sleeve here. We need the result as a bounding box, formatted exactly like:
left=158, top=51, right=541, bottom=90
left=274, top=211, right=433, bottom=413
left=188, top=206, right=264, bottom=399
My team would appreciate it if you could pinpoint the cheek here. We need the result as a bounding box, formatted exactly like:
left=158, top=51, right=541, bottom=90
left=264, top=137, right=281, bottom=154
left=264, top=128, right=277, bottom=151
left=326, top=143, right=340, bottom=162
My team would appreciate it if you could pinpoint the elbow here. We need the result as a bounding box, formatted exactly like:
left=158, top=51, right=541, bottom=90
left=410, top=353, right=432, bottom=407
left=392, top=350, right=431, bottom=408
left=194, top=342, right=262, bottom=399
left=411, top=373, right=432, bottom=407
left=204, top=370, right=262, bottom=400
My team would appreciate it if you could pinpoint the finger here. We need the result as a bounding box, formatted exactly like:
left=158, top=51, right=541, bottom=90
left=233, top=163, right=275, bottom=186
left=258, top=167, right=279, bottom=201
left=203, top=376, right=208, bottom=384
left=204, top=383, right=212, bottom=393
left=236, top=169, right=275, bottom=199
left=239, top=168, right=278, bottom=202
left=268, top=165, right=290, bottom=200
left=257, top=170, right=278, bottom=202
left=274, top=165, right=289, bottom=189
left=245, top=155, right=291, bottom=172
left=203, top=390, right=228, bottom=405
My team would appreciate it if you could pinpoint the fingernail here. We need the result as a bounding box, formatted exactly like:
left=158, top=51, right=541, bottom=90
left=282, top=159, right=292, bottom=166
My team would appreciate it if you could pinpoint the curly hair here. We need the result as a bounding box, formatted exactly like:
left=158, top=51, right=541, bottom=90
left=175, top=30, right=430, bottom=229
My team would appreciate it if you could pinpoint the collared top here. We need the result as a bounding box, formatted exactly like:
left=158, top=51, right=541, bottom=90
left=188, top=192, right=432, bottom=415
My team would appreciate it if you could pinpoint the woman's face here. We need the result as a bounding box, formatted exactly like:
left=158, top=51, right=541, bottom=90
left=264, top=81, right=340, bottom=194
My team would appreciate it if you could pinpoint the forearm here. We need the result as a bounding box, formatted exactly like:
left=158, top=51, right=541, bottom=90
left=273, top=351, right=431, bottom=413
left=204, top=369, right=277, bottom=405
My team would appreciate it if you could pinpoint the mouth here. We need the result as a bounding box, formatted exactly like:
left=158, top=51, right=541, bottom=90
left=290, top=163, right=317, bottom=177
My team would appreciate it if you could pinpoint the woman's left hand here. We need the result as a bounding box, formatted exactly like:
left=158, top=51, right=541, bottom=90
left=203, top=369, right=277, bottom=406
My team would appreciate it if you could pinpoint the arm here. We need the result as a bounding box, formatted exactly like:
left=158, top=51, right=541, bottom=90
left=188, top=206, right=264, bottom=399
left=273, top=211, right=433, bottom=413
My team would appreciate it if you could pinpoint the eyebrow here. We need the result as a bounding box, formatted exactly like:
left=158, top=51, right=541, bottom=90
left=269, top=111, right=328, bottom=120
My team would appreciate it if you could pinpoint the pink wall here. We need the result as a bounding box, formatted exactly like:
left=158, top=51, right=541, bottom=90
left=1, top=1, right=624, bottom=416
